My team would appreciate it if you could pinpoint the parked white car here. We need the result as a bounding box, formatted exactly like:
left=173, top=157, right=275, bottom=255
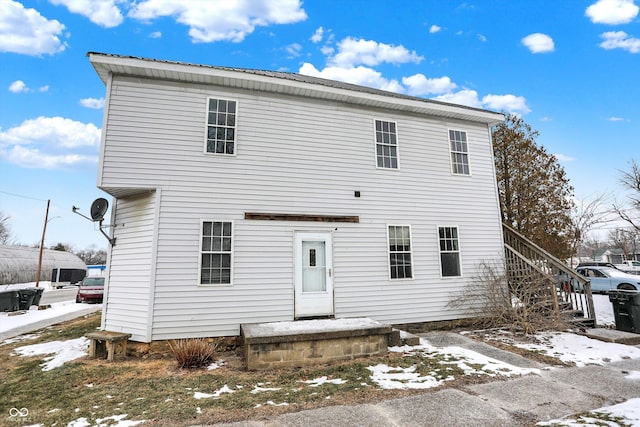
left=614, top=260, right=640, bottom=275
left=576, top=266, right=640, bottom=293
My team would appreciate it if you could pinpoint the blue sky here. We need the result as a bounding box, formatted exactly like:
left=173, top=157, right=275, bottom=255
left=1, top=0, right=639, bottom=250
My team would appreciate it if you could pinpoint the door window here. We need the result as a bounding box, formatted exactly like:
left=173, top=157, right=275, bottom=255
left=302, top=241, right=326, bottom=292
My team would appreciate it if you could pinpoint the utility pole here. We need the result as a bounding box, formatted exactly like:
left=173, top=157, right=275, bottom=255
left=35, top=199, right=50, bottom=288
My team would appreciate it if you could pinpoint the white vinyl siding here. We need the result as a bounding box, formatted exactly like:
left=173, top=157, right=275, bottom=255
left=99, top=74, right=505, bottom=339
left=103, top=191, right=157, bottom=342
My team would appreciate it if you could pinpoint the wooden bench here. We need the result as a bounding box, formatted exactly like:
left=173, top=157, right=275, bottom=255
left=86, top=331, right=132, bottom=361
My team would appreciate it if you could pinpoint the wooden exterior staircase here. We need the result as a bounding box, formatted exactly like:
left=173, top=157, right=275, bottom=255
left=503, top=223, right=596, bottom=327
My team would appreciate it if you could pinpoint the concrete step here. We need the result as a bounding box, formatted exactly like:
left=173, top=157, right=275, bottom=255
left=391, top=328, right=420, bottom=346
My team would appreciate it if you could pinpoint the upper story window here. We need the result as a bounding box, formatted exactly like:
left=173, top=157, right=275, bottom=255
left=375, top=120, right=398, bottom=169
left=388, top=225, right=413, bottom=279
left=439, top=226, right=461, bottom=277
left=200, top=221, right=233, bottom=285
left=449, top=130, right=469, bottom=175
left=206, top=98, right=236, bottom=155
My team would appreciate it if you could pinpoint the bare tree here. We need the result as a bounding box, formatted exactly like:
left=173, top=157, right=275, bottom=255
left=569, top=193, right=611, bottom=263
left=75, top=246, right=108, bottom=265
left=614, top=159, right=640, bottom=232
left=0, top=210, right=12, bottom=245
left=608, top=228, right=640, bottom=261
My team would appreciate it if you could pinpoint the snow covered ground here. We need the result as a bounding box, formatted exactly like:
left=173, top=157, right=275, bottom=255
left=2, top=291, right=639, bottom=426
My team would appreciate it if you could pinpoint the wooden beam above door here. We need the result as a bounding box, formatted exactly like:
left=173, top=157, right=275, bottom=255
left=244, top=212, right=359, bottom=223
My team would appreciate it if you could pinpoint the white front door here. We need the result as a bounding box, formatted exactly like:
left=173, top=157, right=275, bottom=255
left=295, top=232, right=334, bottom=318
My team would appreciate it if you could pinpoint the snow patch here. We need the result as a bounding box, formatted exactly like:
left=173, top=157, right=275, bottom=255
left=13, top=337, right=89, bottom=371
left=537, top=398, right=640, bottom=426
left=508, top=332, right=640, bottom=367
left=193, top=384, right=235, bottom=399
left=299, top=376, right=347, bottom=387
left=368, top=364, right=446, bottom=389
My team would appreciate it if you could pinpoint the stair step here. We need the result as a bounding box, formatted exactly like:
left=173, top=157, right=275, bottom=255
left=399, top=329, right=421, bottom=346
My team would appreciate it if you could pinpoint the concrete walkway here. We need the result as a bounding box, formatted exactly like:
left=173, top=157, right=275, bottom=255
left=207, top=331, right=640, bottom=427
left=0, top=304, right=102, bottom=341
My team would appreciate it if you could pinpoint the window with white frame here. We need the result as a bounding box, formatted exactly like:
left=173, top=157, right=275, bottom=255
left=375, top=120, right=398, bottom=169
left=388, top=225, right=412, bottom=279
left=438, top=226, right=461, bottom=277
left=449, top=130, right=469, bottom=175
left=200, top=221, right=232, bottom=284
left=206, top=98, right=236, bottom=155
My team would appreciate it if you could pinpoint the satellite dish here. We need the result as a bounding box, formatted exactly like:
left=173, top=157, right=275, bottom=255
left=90, top=198, right=109, bottom=222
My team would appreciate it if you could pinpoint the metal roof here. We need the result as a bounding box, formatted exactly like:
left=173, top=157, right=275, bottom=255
left=87, top=52, right=504, bottom=125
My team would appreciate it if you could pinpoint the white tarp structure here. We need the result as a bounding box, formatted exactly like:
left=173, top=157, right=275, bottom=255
left=0, top=246, right=86, bottom=285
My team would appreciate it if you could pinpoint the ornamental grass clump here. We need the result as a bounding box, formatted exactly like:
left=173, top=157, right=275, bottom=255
left=169, top=338, right=219, bottom=369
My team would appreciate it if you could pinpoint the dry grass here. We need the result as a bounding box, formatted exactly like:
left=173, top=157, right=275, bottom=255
left=0, top=312, right=567, bottom=427
left=168, top=338, right=219, bottom=369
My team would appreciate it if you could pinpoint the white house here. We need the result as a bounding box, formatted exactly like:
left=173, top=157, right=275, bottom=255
left=89, top=52, right=505, bottom=343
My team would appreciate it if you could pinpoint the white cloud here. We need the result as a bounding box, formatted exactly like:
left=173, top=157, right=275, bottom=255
left=599, top=31, right=640, bottom=53
left=434, top=91, right=531, bottom=115
left=522, top=33, right=555, bottom=53
left=8, top=80, right=49, bottom=93
left=478, top=34, right=487, bottom=42
left=311, top=26, right=323, bottom=43
left=329, top=37, right=423, bottom=68
left=80, top=97, right=105, bottom=109
left=150, top=31, right=162, bottom=38
left=0, top=117, right=101, bottom=169
left=0, top=117, right=101, bottom=148
left=554, top=153, right=575, bottom=162
left=402, top=74, right=457, bottom=96
left=0, top=0, right=67, bottom=56
left=300, top=35, right=527, bottom=115
left=128, top=0, right=307, bottom=43
left=320, top=45, right=334, bottom=56
left=285, top=43, right=302, bottom=58
left=299, top=63, right=404, bottom=93
left=50, top=0, right=124, bottom=28
left=608, top=116, right=625, bottom=121
left=482, top=94, right=531, bottom=114
left=435, top=90, right=483, bottom=109
left=1, top=145, right=97, bottom=169
left=9, top=80, right=28, bottom=93
left=586, top=0, right=639, bottom=24
left=429, top=24, right=441, bottom=34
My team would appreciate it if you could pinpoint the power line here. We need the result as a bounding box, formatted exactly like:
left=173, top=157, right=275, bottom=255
left=0, top=190, right=49, bottom=202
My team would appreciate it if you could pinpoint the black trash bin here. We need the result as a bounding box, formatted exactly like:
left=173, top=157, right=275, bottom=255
left=17, top=288, right=37, bottom=310
left=608, top=290, right=640, bottom=333
left=31, top=287, right=44, bottom=306
left=0, top=290, right=20, bottom=312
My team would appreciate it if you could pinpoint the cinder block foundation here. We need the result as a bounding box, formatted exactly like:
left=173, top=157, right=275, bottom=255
left=241, top=318, right=393, bottom=370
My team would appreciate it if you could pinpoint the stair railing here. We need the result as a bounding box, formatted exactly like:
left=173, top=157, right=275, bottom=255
left=503, top=223, right=596, bottom=326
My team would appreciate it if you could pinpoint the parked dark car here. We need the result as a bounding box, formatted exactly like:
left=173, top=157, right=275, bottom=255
left=576, top=261, right=618, bottom=269
left=76, top=277, right=105, bottom=303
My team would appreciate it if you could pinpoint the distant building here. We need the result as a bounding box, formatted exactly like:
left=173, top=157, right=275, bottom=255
left=0, top=246, right=86, bottom=285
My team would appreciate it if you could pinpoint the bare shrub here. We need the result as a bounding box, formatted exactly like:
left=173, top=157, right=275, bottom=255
left=169, top=338, right=219, bottom=369
left=450, top=261, right=571, bottom=334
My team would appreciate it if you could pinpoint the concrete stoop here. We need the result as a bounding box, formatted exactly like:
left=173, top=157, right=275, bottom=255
left=581, top=327, right=640, bottom=345
left=241, top=318, right=393, bottom=370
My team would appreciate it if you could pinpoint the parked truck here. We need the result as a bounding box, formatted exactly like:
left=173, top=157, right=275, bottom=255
left=615, top=260, right=640, bottom=275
